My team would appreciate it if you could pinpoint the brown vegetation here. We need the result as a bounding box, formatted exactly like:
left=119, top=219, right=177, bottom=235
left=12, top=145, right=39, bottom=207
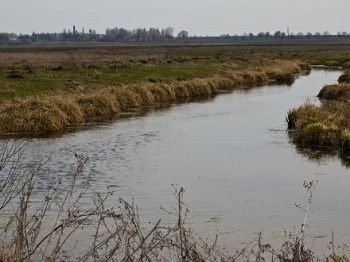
left=0, top=60, right=309, bottom=136
left=338, top=70, right=350, bottom=83
left=287, top=71, right=350, bottom=153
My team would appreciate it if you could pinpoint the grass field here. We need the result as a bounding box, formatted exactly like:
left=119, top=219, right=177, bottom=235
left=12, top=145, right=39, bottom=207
left=0, top=44, right=349, bottom=137
left=1, top=45, right=350, bottom=261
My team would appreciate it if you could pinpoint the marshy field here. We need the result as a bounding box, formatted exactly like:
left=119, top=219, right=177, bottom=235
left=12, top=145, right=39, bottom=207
left=1, top=44, right=350, bottom=261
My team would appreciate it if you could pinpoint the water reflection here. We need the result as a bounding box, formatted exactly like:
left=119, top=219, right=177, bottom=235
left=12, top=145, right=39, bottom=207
left=291, top=142, right=350, bottom=168
left=2, top=69, right=349, bottom=255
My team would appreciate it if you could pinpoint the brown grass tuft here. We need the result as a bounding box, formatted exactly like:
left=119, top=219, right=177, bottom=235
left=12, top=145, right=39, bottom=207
left=317, top=83, right=350, bottom=100
left=146, top=84, right=174, bottom=102
left=76, top=91, right=120, bottom=117
left=324, top=61, right=342, bottom=67
left=176, top=79, right=214, bottom=97
left=342, top=61, right=350, bottom=69
left=112, top=87, right=142, bottom=110
left=239, top=69, right=269, bottom=86
left=338, top=70, right=350, bottom=84
left=0, top=97, right=69, bottom=133
left=48, top=94, right=84, bottom=123
left=287, top=100, right=350, bottom=151
left=128, top=84, right=156, bottom=106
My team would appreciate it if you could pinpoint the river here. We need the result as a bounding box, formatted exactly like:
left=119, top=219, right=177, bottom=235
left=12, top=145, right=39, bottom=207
left=8, top=68, right=350, bottom=255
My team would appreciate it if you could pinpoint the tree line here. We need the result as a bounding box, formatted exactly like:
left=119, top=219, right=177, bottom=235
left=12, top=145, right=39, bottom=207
left=0, top=27, right=349, bottom=45
left=0, top=26, right=177, bottom=44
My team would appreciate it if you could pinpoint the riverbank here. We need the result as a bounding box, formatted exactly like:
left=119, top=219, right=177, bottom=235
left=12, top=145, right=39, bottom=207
left=287, top=70, right=350, bottom=155
left=0, top=44, right=310, bottom=135
left=1, top=67, right=349, bottom=261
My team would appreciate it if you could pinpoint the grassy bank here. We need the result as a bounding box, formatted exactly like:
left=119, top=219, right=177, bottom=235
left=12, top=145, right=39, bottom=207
left=287, top=71, right=350, bottom=154
left=3, top=44, right=350, bottom=136
left=0, top=46, right=310, bottom=135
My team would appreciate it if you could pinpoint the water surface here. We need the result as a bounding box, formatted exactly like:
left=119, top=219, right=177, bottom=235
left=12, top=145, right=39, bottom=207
left=15, top=69, right=350, bottom=254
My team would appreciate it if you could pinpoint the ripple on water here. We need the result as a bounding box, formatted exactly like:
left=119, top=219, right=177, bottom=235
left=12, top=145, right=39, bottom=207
left=3, top=69, right=349, bottom=256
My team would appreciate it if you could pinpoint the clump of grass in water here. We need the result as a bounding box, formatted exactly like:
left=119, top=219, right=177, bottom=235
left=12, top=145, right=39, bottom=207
left=287, top=100, right=350, bottom=153
left=325, top=61, right=342, bottom=67
left=338, top=70, right=350, bottom=84
left=318, top=84, right=350, bottom=100
left=288, top=70, right=350, bottom=154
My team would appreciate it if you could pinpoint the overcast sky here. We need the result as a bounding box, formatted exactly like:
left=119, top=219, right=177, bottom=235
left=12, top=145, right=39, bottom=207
left=1, top=0, right=350, bottom=36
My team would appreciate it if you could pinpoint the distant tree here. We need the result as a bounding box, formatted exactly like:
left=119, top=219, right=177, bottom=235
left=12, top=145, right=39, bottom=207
left=241, top=33, right=248, bottom=39
left=164, top=27, right=174, bottom=39
left=249, top=33, right=254, bottom=39
left=0, top=33, right=9, bottom=41
left=323, top=31, right=330, bottom=43
left=297, top=32, right=304, bottom=38
left=274, top=31, right=281, bottom=38
left=177, top=30, right=189, bottom=42
left=257, top=31, right=265, bottom=38
left=306, top=32, right=312, bottom=38
left=314, top=32, right=321, bottom=38
left=265, top=32, right=270, bottom=38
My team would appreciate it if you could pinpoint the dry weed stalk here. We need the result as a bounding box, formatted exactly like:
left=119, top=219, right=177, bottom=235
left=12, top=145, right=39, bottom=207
left=0, top=142, right=236, bottom=261
left=1, top=142, right=341, bottom=261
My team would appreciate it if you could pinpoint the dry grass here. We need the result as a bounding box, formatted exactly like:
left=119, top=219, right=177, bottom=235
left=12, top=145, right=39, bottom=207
left=342, top=61, right=350, bottom=69
left=112, top=87, right=143, bottom=110
left=325, top=61, right=342, bottom=67
left=318, top=83, right=350, bottom=100
left=76, top=90, right=120, bottom=117
left=287, top=67, right=350, bottom=153
left=338, top=70, right=350, bottom=83
left=0, top=60, right=308, bottom=135
left=287, top=101, right=350, bottom=152
left=0, top=98, right=69, bottom=133
left=128, top=84, right=156, bottom=105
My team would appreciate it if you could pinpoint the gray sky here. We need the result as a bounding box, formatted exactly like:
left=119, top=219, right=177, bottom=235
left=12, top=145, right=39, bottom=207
left=2, top=0, right=350, bottom=36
